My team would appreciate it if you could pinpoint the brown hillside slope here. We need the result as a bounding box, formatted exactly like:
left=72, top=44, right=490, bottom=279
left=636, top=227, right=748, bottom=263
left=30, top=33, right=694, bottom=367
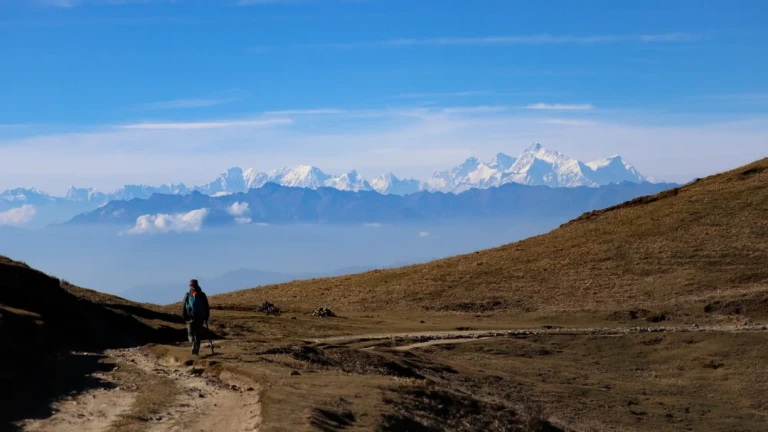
left=0, top=256, right=184, bottom=426
left=215, top=158, right=768, bottom=315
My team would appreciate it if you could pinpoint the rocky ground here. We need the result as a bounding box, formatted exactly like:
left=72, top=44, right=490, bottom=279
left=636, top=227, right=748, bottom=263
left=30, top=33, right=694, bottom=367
left=11, top=319, right=768, bottom=431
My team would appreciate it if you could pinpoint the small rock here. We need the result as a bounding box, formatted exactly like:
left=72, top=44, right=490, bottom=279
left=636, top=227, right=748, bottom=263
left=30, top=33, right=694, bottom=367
left=246, top=387, right=255, bottom=392
left=290, top=316, right=297, bottom=320
left=419, top=320, right=425, bottom=324
left=290, top=370, right=301, bottom=376
left=312, top=307, right=336, bottom=317
left=256, top=301, right=282, bottom=316
left=198, top=393, right=205, bottom=398
left=230, top=385, right=239, bottom=391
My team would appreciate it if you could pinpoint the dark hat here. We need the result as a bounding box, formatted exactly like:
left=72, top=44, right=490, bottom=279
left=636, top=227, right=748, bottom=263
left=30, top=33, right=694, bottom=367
left=189, top=279, right=199, bottom=286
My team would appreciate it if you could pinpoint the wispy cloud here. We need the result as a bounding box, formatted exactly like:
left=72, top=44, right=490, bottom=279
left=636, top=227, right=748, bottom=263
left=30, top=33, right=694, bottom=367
left=442, top=106, right=507, bottom=114
left=239, top=0, right=376, bottom=4
left=418, top=231, right=429, bottom=238
left=120, top=118, right=294, bottom=130
left=691, top=93, right=768, bottom=102
left=0, top=204, right=37, bottom=227
left=540, top=119, right=597, bottom=126
left=294, top=33, right=698, bottom=49
left=526, top=103, right=594, bottom=111
left=41, top=0, right=78, bottom=7
left=263, top=108, right=346, bottom=116
left=238, top=0, right=305, bottom=3
left=392, top=91, right=491, bottom=99
left=140, top=90, right=247, bottom=110
left=39, top=0, right=176, bottom=7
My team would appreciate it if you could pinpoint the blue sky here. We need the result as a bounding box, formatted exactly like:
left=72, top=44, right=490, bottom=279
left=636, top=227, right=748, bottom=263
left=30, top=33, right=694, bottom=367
left=1, top=0, right=767, bottom=193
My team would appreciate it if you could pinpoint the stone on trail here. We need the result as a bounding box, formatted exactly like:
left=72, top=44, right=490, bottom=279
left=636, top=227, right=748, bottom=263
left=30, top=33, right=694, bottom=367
left=312, top=307, right=336, bottom=318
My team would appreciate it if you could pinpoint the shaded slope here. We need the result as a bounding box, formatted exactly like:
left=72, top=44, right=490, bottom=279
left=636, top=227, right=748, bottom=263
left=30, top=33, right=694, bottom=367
left=213, top=158, right=768, bottom=315
left=0, top=256, right=184, bottom=427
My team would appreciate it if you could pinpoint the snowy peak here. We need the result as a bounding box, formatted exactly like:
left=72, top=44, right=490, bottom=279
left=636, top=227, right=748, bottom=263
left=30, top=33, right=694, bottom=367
left=586, top=154, right=624, bottom=170
left=325, top=170, right=372, bottom=192
left=0, top=188, right=55, bottom=203
left=489, top=153, right=516, bottom=171
left=585, top=155, right=646, bottom=184
left=270, top=165, right=331, bottom=189
left=200, top=167, right=249, bottom=195
left=371, top=173, right=422, bottom=195
left=428, top=143, right=649, bottom=192
left=242, top=168, right=270, bottom=190
left=65, top=186, right=106, bottom=202
left=522, top=142, right=565, bottom=163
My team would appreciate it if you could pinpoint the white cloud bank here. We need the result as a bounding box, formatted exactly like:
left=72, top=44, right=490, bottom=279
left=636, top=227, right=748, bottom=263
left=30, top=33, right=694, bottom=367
left=0, top=205, right=37, bottom=226
left=125, top=208, right=209, bottom=235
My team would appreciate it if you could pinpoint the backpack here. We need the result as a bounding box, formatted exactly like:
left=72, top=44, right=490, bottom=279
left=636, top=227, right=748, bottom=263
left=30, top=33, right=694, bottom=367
left=183, top=291, right=209, bottom=321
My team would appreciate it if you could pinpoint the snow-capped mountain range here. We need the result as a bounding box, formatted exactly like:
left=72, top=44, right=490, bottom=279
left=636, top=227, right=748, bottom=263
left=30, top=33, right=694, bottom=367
left=430, top=143, right=647, bottom=193
left=1, top=144, right=651, bottom=207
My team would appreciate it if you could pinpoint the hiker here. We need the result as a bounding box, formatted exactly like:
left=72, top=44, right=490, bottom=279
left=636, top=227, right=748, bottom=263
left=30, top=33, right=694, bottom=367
left=182, top=279, right=210, bottom=355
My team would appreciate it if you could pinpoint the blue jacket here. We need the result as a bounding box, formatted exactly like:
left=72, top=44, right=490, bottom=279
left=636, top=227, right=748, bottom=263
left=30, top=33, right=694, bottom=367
left=182, top=290, right=210, bottom=322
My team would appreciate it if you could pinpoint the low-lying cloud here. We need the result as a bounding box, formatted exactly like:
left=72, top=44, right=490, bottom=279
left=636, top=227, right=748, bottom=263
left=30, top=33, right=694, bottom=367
left=0, top=204, right=37, bottom=226
left=418, top=231, right=429, bottom=238
left=227, top=201, right=250, bottom=217
left=227, top=201, right=252, bottom=225
left=125, top=208, right=209, bottom=234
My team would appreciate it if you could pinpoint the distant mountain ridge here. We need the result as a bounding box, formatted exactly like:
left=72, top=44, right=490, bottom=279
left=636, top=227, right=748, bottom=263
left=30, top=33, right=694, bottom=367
left=68, top=180, right=678, bottom=227
left=2, top=143, right=652, bottom=202
left=2, top=143, right=657, bottom=227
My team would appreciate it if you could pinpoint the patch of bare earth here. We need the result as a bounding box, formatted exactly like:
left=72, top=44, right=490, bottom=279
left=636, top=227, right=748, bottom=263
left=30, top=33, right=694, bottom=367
left=16, top=348, right=261, bottom=432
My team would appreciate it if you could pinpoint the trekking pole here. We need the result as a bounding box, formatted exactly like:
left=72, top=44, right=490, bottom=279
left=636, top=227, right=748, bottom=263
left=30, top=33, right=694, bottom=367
left=205, top=321, right=215, bottom=355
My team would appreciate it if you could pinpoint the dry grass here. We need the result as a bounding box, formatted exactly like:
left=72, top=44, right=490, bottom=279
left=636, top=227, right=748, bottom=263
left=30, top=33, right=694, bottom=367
left=426, top=331, right=768, bottom=431
left=212, top=158, right=768, bottom=317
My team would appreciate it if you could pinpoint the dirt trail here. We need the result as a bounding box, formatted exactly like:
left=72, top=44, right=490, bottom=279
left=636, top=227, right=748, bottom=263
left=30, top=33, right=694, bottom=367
left=312, top=323, right=768, bottom=347
left=16, top=348, right=261, bottom=432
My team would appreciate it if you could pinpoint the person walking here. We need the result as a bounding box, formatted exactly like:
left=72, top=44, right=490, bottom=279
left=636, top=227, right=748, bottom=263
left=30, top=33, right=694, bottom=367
left=182, top=279, right=210, bottom=355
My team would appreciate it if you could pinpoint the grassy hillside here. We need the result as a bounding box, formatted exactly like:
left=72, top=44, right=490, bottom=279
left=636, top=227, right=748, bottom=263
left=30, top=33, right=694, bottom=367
left=214, top=158, right=768, bottom=316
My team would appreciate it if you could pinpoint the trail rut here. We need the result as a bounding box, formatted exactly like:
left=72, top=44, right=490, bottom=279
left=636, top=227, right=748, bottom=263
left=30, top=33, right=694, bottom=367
left=312, top=323, right=768, bottom=347
left=16, top=348, right=261, bottom=432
